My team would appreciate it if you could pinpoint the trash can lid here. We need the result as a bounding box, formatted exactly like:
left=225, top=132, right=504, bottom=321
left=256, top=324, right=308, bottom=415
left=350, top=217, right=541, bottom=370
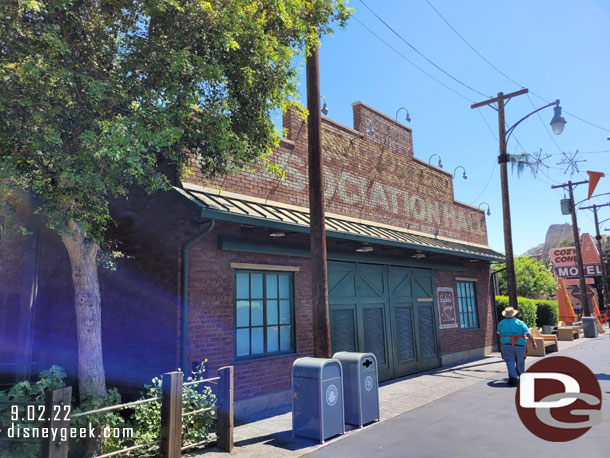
left=333, top=352, right=377, bottom=366
left=292, top=357, right=342, bottom=379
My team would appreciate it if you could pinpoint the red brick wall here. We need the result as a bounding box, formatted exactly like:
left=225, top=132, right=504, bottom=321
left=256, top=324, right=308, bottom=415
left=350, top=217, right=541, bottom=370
left=185, top=102, right=488, bottom=245
left=435, top=262, right=496, bottom=355
left=187, top=221, right=313, bottom=401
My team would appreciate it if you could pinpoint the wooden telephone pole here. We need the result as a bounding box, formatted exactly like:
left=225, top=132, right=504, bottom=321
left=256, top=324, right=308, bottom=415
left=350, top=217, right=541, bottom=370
left=552, top=180, right=592, bottom=317
left=471, top=88, right=528, bottom=311
left=306, top=46, right=331, bottom=358
left=580, top=202, right=610, bottom=309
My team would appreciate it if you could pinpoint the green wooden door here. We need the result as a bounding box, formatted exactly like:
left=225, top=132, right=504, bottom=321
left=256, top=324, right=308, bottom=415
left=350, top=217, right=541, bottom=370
left=411, top=269, right=441, bottom=372
left=328, top=262, right=440, bottom=382
left=388, top=267, right=419, bottom=377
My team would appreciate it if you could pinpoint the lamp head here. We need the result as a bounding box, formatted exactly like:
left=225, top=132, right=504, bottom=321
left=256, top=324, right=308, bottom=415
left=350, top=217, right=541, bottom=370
left=321, top=102, right=328, bottom=116
left=438, top=159, right=443, bottom=169
left=368, top=124, right=375, bottom=136
left=486, top=209, right=490, bottom=216
left=550, top=100, right=566, bottom=135
left=406, top=113, right=412, bottom=122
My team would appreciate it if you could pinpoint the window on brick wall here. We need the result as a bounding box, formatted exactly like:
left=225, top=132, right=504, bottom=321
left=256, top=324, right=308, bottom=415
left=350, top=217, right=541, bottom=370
left=234, top=271, right=295, bottom=359
left=456, top=280, right=479, bottom=330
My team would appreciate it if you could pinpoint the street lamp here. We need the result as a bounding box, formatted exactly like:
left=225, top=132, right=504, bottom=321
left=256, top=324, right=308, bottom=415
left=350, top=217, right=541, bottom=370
left=320, top=96, right=328, bottom=116
left=453, top=166, right=467, bottom=180
left=471, top=89, right=565, bottom=311
left=428, top=154, right=443, bottom=169
left=395, top=107, right=411, bottom=123
left=478, top=202, right=491, bottom=216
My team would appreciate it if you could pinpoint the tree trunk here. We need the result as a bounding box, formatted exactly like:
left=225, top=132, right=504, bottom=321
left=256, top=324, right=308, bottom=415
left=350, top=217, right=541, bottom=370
left=61, top=220, right=106, bottom=400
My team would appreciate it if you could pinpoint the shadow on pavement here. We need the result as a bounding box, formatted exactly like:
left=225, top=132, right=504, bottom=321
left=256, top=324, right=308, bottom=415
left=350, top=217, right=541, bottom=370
left=486, top=380, right=516, bottom=389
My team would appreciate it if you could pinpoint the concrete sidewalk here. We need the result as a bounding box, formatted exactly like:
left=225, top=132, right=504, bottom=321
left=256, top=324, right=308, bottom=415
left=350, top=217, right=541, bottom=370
left=189, top=333, right=597, bottom=457
left=307, top=333, right=610, bottom=458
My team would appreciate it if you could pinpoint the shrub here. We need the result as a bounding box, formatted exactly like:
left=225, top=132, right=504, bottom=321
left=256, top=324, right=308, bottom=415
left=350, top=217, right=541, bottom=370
left=0, top=366, right=67, bottom=458
left=535, top=300, right=559, bottom=327
left=130, top=362, right=216, bottom=454
left=495, top=296, right=537, bottom=329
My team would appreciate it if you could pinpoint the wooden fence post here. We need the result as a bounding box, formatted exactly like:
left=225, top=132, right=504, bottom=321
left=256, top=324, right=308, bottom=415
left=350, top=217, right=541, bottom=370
left=40, top=386, right=72, bottom=458
left=217, top=366, right=234, bottom=452
left=160, top=371, right=183, bottom=458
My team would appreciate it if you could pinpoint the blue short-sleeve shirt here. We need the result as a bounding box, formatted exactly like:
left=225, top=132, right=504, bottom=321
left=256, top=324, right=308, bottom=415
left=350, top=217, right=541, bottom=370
left=497, top=318, right=530, bottom=345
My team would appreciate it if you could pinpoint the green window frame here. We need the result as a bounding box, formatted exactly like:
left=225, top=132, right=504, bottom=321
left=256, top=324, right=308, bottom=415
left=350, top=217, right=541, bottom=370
left=234, top=270, right=295, bottom=359
left=456, top=280, right=479, bottom=330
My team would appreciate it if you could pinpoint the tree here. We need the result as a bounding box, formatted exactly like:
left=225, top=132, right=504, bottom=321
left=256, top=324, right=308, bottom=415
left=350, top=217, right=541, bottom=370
left=495, top=256, right=557, bottom=299
left=1, top=0, right=350, bottom=403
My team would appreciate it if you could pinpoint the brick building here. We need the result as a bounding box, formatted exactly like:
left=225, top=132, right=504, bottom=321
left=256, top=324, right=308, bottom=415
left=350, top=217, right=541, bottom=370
left=0, top=101, right=503, bottom=417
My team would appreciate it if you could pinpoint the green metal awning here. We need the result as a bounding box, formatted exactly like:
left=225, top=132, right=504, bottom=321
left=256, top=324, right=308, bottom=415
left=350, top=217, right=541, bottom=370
left=176, top=184, right=505, bottom=262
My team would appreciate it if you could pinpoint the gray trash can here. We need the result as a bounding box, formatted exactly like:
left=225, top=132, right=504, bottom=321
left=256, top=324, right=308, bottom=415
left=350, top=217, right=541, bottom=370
left=292, top=357, right=345, bottom=443
left=582, top=316, right=599, bottom=338
left=333, top=352, right=379, bottom=427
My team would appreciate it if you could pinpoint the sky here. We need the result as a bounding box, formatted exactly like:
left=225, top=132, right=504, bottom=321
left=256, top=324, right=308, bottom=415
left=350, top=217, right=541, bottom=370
left=291, top=0, right=610, bottom=255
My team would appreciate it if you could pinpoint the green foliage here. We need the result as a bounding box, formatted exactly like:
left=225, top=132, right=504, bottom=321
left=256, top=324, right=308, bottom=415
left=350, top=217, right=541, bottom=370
left=0, top=366, right=67, bottom=458
left=535, top=300, right=559, bottom=327
left=495, top=256, right=557, bottom=299
left=131, top=363, right=215, bottom=453
left=495, top=296, right=537, bottom=329
left=0, top=0, right=351, bottom=245
left=0, top=364, right=216, bottom=456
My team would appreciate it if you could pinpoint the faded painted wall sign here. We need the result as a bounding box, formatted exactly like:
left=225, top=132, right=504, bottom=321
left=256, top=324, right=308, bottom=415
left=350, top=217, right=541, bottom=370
left=437, top=287, right=458, bottom=329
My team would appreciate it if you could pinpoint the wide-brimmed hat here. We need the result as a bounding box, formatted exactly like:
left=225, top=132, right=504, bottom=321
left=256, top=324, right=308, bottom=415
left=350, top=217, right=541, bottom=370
left=502, top=307, right=518, bottom=318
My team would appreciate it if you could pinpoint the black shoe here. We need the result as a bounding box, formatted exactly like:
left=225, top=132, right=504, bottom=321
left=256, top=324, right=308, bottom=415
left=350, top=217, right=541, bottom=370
left=507, top=377, right=518, bottom=386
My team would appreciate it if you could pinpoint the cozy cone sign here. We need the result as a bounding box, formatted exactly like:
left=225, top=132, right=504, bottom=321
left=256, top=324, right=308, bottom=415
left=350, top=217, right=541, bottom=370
left=550, top=234, right=602, bottom=278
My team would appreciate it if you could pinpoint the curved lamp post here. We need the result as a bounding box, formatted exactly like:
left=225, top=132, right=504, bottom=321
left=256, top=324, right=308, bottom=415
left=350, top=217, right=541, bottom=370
left=395, top=107, right=411, bottom=123
left=453, top=166, right=467, bottom=180
left=471, top=88, right=565, bottom=311
left=478, top=202, right=491, bottom=216
left=428, top=154, right=443, bottom=169
left=320, top=96, right=328, bottom=116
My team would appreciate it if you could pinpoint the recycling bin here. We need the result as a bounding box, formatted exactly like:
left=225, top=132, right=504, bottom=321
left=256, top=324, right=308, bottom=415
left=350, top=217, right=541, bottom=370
left=292, top=357, right=345, bottom=443
left=333, top=352, right=379, bottom=427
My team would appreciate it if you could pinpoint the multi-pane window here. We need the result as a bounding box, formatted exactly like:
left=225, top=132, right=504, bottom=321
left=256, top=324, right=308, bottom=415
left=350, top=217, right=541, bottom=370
left=456, top=281, right=479, bottom=330
left=234, top=271, right=294, bottom=359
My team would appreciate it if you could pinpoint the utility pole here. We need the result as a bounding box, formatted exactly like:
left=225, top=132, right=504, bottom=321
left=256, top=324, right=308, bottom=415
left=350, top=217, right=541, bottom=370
left=580, top=203, right=610, bottom=309
left=306, top=45, right=331, bottom=358
left=552, top=180, right=591, bottom=317
left=471, top=88, right=528, bottom=311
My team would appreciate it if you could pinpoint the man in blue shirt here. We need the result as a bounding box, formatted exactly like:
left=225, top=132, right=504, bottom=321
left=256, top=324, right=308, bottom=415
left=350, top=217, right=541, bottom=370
left=497, top=307, right=536, bottom=386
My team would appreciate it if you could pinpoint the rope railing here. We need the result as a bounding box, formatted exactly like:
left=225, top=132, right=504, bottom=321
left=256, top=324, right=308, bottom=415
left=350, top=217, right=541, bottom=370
left=95, top=439, right=161, bottom=458
left=71, top=396, right=160, bottom=418
left=182, top=405, right=214, bottom=417
left=183, top=376, right=220, bottom=387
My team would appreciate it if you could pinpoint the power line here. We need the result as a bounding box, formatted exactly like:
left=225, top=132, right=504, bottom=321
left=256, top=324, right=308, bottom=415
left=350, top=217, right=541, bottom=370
left=352, top=17, right=472, bottom=102
left=423, top=0, right=522, bottom=90
left=423, top=0, right=610, bottom=134
left=358, top=0, right=490, bottom=99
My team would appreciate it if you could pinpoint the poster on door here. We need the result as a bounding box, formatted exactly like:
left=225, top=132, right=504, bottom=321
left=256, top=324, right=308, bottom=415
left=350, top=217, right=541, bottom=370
left=437, top=287, right=458, bottom=329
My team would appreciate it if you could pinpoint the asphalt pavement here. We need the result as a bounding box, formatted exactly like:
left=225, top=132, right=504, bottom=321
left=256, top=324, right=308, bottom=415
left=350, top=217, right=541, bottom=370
left=306, top=335, right=610, bottom=458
